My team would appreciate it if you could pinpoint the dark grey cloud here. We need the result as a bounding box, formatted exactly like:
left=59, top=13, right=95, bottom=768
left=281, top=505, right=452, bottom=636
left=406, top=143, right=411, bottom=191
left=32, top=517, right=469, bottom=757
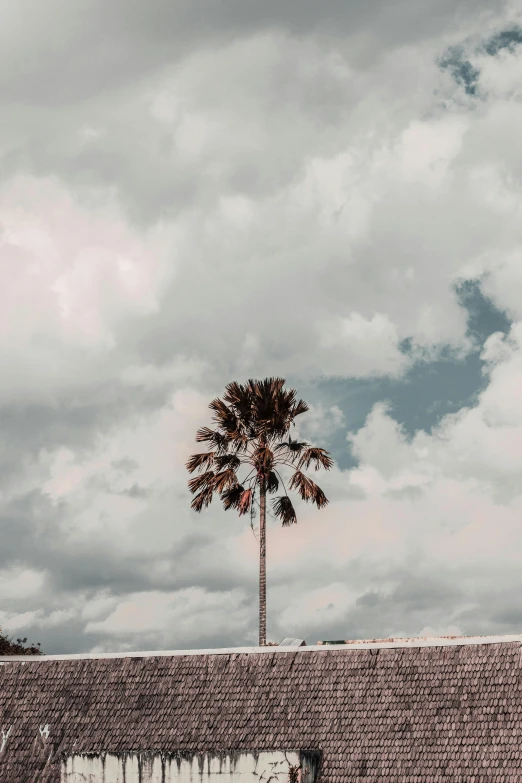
left=32, top=610, right=258, bottom=656
left=342, top=572, right=464, bottom=639
left=0, top=381, right=175, bottom=496
left=0, top=0, right=504, bottom=105
left=0, top=483, right=240, bottom=584
left=249, top=556, right=522, bottom=645
left=0, top=484, right=260, bottom=652
left=105, top=0, right=505, bottom=62
left=0, top=59, right=349, bottom=226
left=22, top=619, right=105, bottom=657
left=292, top=566, right=522, bottom=644
left=0, top=0, right=507, bottom=229
left=0, top=491, right=52, bottom=571
left=10, top=557, right=522, bottom=653
left=121, top=483, right=151, bottom=499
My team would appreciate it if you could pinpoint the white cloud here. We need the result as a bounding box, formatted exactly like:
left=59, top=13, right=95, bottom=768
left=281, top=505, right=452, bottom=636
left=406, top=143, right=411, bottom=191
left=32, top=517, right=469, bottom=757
left=479, top=44, right=522, bottom=98
left=41, top=388, right=210, bottom=537
left=0, top=567, right=45, bottom=601
left=0, top=176, right=175, bottom=404
left=6, top=317, right=522, bottom=649
left=297, top=403, right=345, bottom=442
left=244, top=317, right=522, bottom=640
left=2, top=22, right=522, bottom=388
left=278, top=582, right=358, bottom=634
left=341, top=326, right=522, bottom=509
left=85, top=587, right=252, bottom=647
left=317, top=313, right=407, bottom=378
left=3, top=1, right=522, bottom=652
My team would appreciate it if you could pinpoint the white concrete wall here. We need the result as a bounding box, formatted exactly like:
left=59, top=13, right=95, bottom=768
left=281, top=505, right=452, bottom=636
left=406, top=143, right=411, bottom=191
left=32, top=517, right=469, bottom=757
left=61, top=750, right=302, bottom=783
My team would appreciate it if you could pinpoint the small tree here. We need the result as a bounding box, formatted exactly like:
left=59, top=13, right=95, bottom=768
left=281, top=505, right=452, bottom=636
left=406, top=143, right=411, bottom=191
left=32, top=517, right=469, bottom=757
left=0, top=628, right=42, bottom=655
left=187, top=377, right=333, bottom=646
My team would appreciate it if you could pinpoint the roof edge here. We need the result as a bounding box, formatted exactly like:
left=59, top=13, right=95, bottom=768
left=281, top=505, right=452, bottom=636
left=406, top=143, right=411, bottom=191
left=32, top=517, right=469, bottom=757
left=1, top=634, right=521, bottom=662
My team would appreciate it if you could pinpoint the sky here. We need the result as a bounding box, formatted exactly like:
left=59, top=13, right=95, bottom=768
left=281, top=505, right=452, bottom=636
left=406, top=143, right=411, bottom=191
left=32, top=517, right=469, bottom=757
left=1, top=0, right=522, bottom=654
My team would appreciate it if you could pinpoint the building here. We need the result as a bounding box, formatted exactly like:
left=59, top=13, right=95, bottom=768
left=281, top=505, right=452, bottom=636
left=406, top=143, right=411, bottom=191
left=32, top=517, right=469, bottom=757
left=1, top=634, right=521, bottom=782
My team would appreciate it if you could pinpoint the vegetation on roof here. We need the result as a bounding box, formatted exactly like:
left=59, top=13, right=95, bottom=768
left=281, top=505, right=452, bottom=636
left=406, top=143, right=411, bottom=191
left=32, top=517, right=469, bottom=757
left=0, top=628, right=42, bottom=656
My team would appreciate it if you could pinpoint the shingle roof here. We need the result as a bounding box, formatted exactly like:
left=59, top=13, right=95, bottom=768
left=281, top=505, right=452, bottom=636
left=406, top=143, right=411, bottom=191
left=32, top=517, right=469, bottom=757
left=1, top=635, right=522, bottom=782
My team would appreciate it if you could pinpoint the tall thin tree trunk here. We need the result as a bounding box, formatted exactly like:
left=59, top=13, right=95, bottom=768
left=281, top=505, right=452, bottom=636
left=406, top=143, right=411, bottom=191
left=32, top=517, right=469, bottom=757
left=259, top=479, right=267, bottom=646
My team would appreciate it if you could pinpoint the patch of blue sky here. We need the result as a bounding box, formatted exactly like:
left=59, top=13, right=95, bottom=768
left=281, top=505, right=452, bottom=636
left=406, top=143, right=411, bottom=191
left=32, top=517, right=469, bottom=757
left=297, top=282, right=511, bottom=470
left=438, top=25, right=522, bottom=98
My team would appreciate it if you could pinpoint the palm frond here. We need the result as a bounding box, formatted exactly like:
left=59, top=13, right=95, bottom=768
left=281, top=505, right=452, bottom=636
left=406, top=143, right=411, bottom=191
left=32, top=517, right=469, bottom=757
left=221, top=483, right=244, bottom=511
left=228, top=430, right=251, bottom=453
left=188, top=470, right=215, bottom=495
left=212, top=469, right=238, bottom=494
left=266, top=471, right=279, bottom=494
left=209, top=397, right=240, bottom=434
left=214, top=454, right=241, bottom=471
left=275, top=437, right=309, bottom=458
left=289, top=470, right=329, bottom=508
left=292, top=399, right=309, bottom=418
left=186, top=452, right=215, bottom=474
left=217, top=379, right=312, bottom=445
left=223, top=381, right=253, bottom=421
left=195, top=426, right=215, bottom=443
left=238, top=487, right=253, bottom=516
left=297, top=446, right=334, bottom=472
left=189, top=380, right=331, bottom=533
left=248, top=378, right=296, bottom=439
left=195, top=427, right=230, bottom=454
left=247, top=377, right=285, bottom=400
left=272, top=495, right=297, bottom=526
left=252, top=445, right=274, bottom=475
left=191, top=485, right=214, bottom=512
left=221, top=484, right=253, bottom=516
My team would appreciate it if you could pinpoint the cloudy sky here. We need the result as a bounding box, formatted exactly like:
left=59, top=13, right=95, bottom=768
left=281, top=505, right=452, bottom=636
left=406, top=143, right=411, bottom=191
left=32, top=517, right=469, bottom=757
left=1, top=0, right=522, bottom=654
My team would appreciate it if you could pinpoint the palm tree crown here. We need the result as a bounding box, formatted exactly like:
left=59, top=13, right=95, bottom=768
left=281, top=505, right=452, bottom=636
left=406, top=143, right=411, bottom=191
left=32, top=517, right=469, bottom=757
left=187, top=377, right=333, bottom=520
left=187, top=377, right=334, bottom=644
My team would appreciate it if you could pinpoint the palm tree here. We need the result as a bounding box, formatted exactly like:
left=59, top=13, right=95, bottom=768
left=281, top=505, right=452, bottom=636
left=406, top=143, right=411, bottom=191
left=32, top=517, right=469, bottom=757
left=186, top=377, right=333, bottom=646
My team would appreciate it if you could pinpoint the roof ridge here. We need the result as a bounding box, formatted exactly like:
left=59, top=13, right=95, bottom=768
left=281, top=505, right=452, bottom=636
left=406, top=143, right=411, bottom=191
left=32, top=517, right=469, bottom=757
left=1, top=634, right=521, bottom=661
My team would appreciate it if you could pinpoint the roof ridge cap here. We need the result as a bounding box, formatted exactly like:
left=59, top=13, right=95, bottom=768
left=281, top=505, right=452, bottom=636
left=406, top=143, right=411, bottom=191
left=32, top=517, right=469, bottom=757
left=1, top=634, right=522, bottom=662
